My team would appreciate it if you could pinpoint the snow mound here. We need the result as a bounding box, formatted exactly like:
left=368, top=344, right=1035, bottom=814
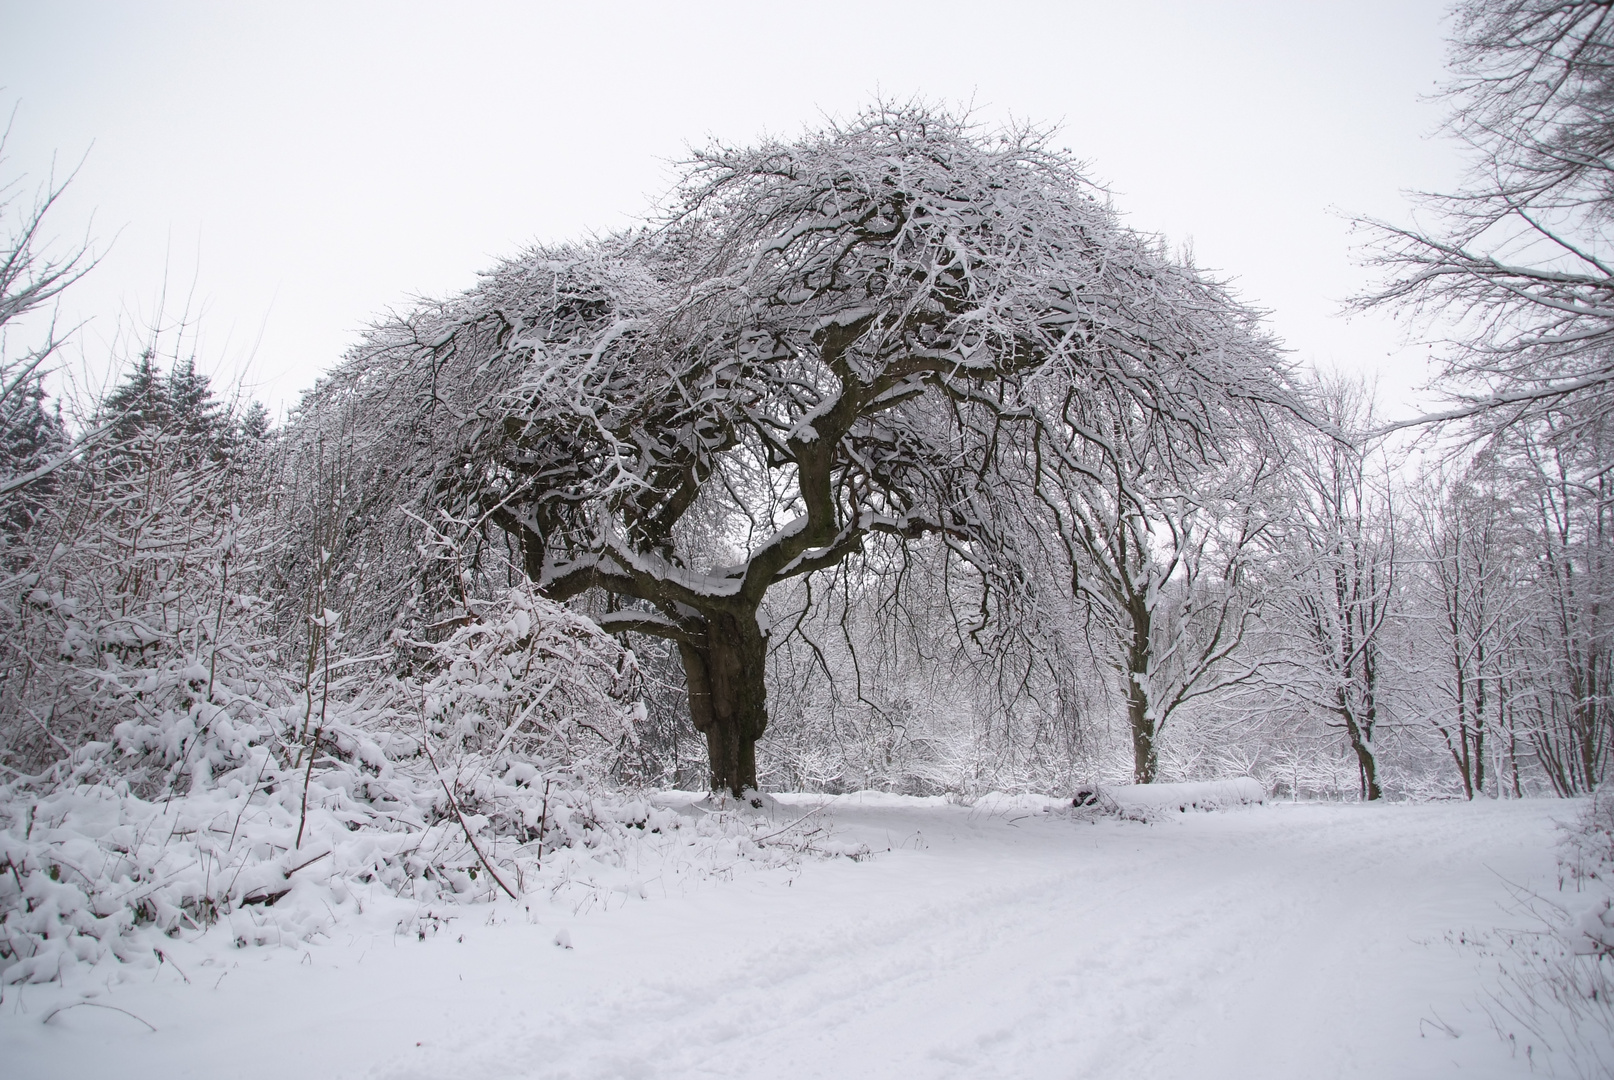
left=1075, top=779, right=1266, bottom=819
left=682, top=788, right=779, bottom=815
left=967, top=792, right=1067, bottom=815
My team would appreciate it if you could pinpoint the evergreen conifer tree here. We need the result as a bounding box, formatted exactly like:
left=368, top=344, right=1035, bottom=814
left=99, top=352, right=236, bottom=459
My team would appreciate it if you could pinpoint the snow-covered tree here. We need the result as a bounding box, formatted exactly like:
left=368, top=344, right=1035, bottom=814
left=0, top=126, right=95, bottom=503
left=1503, top=412, right=1614, bottom=793
left=1005, top=359, right=1290, bottom=784
left=0, top=366, right=64, bottom=532
left=98, top=353, right=233, bottom=451
left=1268, top=377, right=1399, bottom=801
left=299, top=104, right=1295, bottom=794
left=1408, top=459, right=1527, bottom=797
left=1359, top=0, right=1614, bottom=433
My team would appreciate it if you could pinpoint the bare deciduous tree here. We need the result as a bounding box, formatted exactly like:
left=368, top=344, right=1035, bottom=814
left=1270, top=378, right=1398, bottom=800
left=1411, top=461, right=1523, bottom=797
left=1358, top=0, right=1614, bottom=433
left=1509, top=414, right=1614, bottom=792
left=1015, top=373, right=1289, bottom=784
left=0, top=120, right=97, bottom=501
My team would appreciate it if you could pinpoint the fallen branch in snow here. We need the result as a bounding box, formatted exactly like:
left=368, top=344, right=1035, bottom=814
left=420, top=724, right=519, bottom=901
left=287, top=850, right=331, bottom=877
left=42, top=1001, right=157, bottom=1032
left=751, top=805, right=828, bottom=844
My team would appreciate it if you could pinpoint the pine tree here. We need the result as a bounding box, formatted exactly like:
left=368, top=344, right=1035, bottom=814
left=236, top=399, right=272, bottom=443
left=164, top=357, right=228, bottom=442
left=0, top=367, right=67, bottom=531
left=99, top=352, right=237, bottom=459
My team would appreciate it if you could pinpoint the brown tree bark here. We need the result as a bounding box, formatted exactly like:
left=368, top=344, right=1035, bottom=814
left=678, top=608, right=769, bottom=796
left=1127, top=594, right=1158, bottom=784
left=1128, top=674, right=1157, bottom=786
left=1341, top=710, right=1382, bottom=801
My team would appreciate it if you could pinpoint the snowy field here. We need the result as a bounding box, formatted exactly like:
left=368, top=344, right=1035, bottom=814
left=0, top=794, right=1581, bottom=1079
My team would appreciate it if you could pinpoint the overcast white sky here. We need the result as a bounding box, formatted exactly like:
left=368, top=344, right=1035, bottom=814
left=0, top=0, right=1460, bottom=421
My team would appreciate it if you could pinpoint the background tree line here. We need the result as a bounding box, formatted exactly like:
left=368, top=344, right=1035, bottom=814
left=1, top=0, right=1612, bottom=808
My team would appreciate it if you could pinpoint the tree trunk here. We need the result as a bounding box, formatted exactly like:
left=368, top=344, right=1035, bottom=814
left=1342, top=713, right=1381, bottom=801
left=1127, top=596, right=1157, bottom=784
left=679, top=608, right=769, bottom=797
left=1128, top=671, right=1157, bottom=785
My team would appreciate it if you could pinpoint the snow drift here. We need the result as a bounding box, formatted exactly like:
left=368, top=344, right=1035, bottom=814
left=1076, top=778, right=1267, bottom=817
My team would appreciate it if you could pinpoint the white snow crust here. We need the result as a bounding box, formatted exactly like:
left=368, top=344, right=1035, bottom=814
left=0, top=795, right=1588, bottom=1078
left=1093, top=777, right=1267, bottom=815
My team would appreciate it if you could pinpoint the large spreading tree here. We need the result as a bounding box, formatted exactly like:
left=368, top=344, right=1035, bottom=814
left=305, top=105, right=1289, bottom=793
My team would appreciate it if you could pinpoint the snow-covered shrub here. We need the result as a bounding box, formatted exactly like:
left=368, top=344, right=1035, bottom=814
left=0, top=430, right=289, bottom=784
left=0, top=569, right=658, bottom=983
left=0, top=404, right=668, bottom=985
left=1559, top=794, right=1614, bottom=957
left=402, top=585, right=641, bottom=775
left=0, top=433, right=294, bottom=981
left=389, top=582, right=648, bottom=868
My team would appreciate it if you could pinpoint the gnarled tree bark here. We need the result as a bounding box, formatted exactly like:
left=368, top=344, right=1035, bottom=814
left=678, top=611, right=769, bottom=794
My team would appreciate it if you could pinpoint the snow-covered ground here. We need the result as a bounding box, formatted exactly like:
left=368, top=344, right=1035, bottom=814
left=0, top=794, right=1580, bottom=1079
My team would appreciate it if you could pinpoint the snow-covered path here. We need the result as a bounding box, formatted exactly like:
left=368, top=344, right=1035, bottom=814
left=2, top=797, right=1571, bottom=1079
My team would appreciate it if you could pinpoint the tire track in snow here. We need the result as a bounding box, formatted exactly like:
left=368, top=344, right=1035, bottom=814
left=374, top=801, right=1561, bottom=1080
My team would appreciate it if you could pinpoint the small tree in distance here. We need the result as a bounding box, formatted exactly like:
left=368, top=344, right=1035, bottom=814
left=1270, top=376, right=1398, bottom=801
left=98, top=352, right=234, bottom=450
left=996, top=305, right=1291, bottom=785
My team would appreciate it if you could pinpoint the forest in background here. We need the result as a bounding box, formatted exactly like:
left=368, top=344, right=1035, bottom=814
left=1, top=0, right=1613, bottom=991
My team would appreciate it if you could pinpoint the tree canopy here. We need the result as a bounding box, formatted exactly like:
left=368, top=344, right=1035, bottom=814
left=302, top=104, right=1293, bottom=793
left=1360, top=0, right=1614, bottom=431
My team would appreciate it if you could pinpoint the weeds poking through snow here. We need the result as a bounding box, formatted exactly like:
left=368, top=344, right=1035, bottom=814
left=1472, top=795, right=1614, bottom=1077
